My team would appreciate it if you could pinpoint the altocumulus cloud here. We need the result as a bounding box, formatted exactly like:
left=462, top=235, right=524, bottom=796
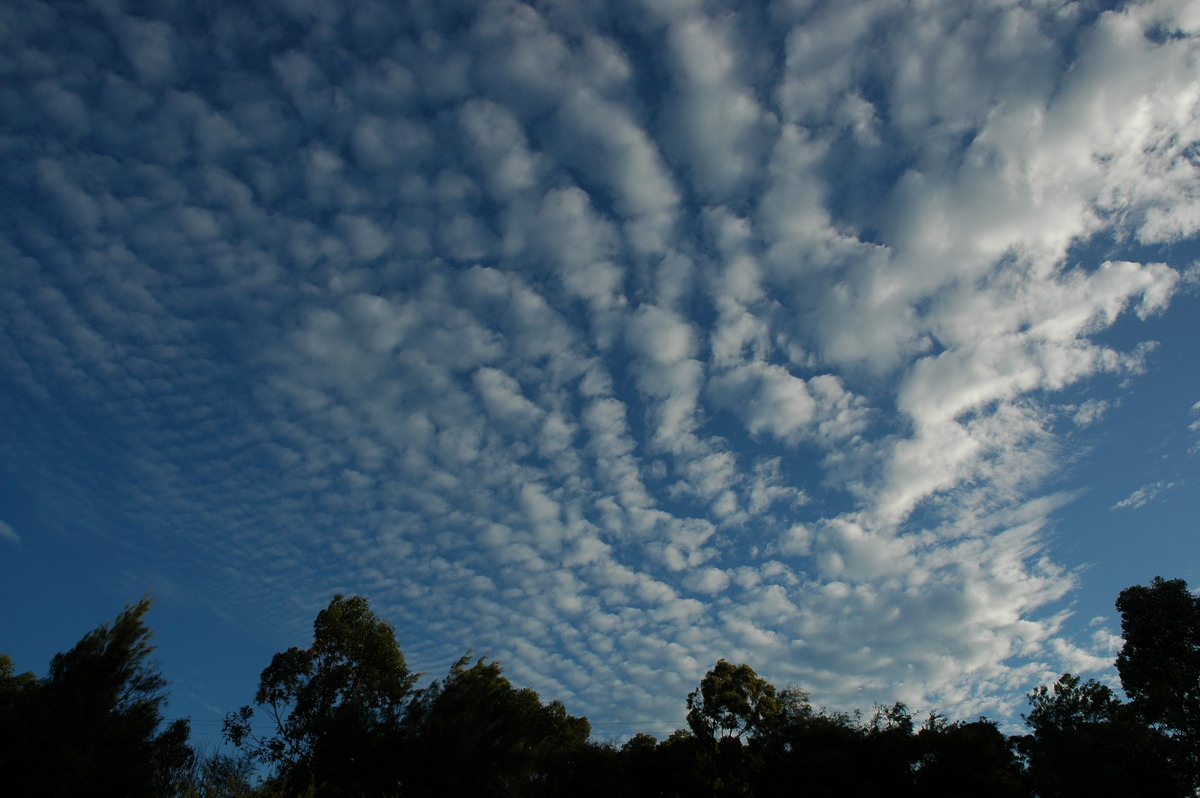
left=1, top=0, right=1199, bottom=730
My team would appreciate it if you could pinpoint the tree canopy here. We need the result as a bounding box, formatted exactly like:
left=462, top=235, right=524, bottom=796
left=6, top=576, right=1200, bottom=797
left=686, top=658, right=783, bottom=742
left=402, top=654, right=591, bottom=796
left=224, top=594, right=416, bottom=795
left=1117, top=576, right=1200, bottom=789
left=0, top=598, right=194, bottom=796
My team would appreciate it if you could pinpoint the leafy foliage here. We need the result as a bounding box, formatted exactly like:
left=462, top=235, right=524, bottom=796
left=179, top=750, right=260, bottom=798
left=8, top=577, right=1200, bottom=797
left=402, top=655, right=591, bottom=796
left=0, top=598, right=194, bottom=796
left=1024, top=673, right=1121, bottom=734
left=224, top=594, right=415, bottom=795
left=686, top=659, right=782, bottom=741
left=914, top=718, right=1027, bottom=797
left=1117, top=575, right=1200, bottom=791
left=1117, top=577, right=1200, bottom=737
left=1017, top=673, right=1181, bottom=797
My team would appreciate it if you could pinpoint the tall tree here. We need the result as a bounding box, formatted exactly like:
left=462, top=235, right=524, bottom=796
left=224, top=594, right=415, bottom=796
left=683, top=660, right=793, bottom=797
left=402, top=655, right=591, bottom=797
left=686, top=659, right=782, bottom=742
left=1019, top=673, right=1181, bottom=797
left=859, top=702, right=920, bottom=796
left=754, top=708, right=865, bottom=798
left=1116, top=575, right=1200, bottom=785
left=1117, top=578, right=1200, bottom=718
left=913, top=717, right=1027, bottom=797
left=0, top=598, right=194, bottom=796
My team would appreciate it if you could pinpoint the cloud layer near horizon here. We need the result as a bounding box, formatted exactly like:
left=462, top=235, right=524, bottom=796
left=3, top=0, right=1199, bottom=728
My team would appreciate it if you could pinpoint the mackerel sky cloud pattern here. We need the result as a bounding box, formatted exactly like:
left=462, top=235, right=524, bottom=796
left=2, top=0, right=1200, bottom=736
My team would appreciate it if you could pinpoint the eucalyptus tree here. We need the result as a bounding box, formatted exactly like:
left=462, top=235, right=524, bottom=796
left=224, top=594, right=415, bottom=796
left=686, top=659, right=785, bottom=742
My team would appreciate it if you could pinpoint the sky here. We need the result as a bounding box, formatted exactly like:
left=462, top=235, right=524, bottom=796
left=2, top=0, right=1200, bottom=746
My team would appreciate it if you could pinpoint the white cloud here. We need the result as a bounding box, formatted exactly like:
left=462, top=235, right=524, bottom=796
left=0, top=520, right=18, bottom=546
left=111, top=15, right=178, bottom=86
left=626, top=305, right=694, bottom=365
left=2, top=0, right=1197, bottom=736
left=659, top=12, right=772, bottom=199
left=554, top=89, right=681, bottom=255
left=1070, top=399, right=1111, bottom=428
left=683, top=567, right=730, bottom=595
left=474, top=367, right=545, bottom=433
left=459, top=98, right=541, bottom=198
left=503, top=186, right=626, bottom=315
left=708, top=362, right=815, bottom=439
left=1112, top=481, right=1179, bottom=511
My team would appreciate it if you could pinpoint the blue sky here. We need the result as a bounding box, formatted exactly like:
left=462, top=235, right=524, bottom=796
left=2, top=0, right=1199, bottom=745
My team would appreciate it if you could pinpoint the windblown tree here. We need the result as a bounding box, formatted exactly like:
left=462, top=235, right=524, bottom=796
left=224, top=594, right=416, bottom=796
left=0, top=598, right=194, bottom=797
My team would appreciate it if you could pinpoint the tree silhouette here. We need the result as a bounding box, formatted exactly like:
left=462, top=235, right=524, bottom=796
left=0, top=598, right=194, bottom=796
left=1019, top=673, right=1181, bottom=797
left=402, top=655, right=591, bottom=797
left=224, top=594, right=415, bottom=796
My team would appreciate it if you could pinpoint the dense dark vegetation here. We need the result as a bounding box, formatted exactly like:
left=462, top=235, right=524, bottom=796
left=2, top=577, right=1197, bottom=796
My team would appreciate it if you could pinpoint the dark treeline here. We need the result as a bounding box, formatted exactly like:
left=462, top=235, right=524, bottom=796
left=2, top=577, right=1198, bottom=797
